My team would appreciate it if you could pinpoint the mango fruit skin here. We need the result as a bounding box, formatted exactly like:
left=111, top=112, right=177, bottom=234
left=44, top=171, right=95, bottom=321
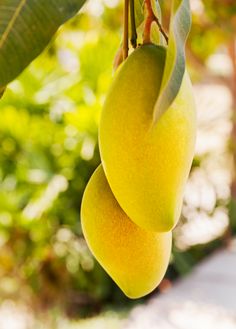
left=81, top=165, right=172, bottom=299
left=99, top=44, right=196, bottom=232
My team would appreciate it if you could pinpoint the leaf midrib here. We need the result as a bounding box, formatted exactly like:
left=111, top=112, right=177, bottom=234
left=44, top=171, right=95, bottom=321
left=0, top=0, right=26, bottom=50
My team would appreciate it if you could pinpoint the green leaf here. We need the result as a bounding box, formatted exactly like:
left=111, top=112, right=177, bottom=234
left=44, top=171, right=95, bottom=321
left=153, top=0, right=191, bottom=124
left=0, top=0, right=86, bottom=89
left=134, top=0, right=144, bottom=28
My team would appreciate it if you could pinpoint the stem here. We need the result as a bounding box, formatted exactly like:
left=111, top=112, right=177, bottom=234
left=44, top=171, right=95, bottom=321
left=123, top=0, right=129, bottom=60
left=143, top=0, right=153, bottom=44
left=130, top=0, right=137, bottom=48
left=153, top=16, right=168, bottom=45
left=143, top=0, right=168, bottom=44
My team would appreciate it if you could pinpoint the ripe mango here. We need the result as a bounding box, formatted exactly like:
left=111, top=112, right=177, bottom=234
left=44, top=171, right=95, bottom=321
left=99, top=44, right=196, bottom=232
left=81, top=165, right=172, bottom=299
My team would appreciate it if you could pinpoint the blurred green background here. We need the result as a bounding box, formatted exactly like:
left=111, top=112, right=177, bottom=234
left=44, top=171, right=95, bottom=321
left=0, top=0, right=235, bottom=327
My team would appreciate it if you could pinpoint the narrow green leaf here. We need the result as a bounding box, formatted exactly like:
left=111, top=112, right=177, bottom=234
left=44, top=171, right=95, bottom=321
left=133, top=0, right=144, bottom=28
left=0, top=0, right=86, bottom=88
left=153, top=0, right=191, bottom=124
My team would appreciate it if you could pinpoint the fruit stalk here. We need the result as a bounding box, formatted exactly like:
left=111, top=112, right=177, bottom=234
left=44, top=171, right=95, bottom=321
left=143, top=0, right=168, bottom=44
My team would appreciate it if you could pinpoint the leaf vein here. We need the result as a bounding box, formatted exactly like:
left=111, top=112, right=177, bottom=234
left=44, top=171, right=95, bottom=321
left=0, top=0, right=27, bottom=50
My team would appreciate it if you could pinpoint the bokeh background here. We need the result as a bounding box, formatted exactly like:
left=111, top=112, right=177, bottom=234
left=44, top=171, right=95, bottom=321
left=0, top=0, right=235, bottom=327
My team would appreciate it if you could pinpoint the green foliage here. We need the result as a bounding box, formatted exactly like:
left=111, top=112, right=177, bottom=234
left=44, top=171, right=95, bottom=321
left=0, top=0, right=86, bottom=89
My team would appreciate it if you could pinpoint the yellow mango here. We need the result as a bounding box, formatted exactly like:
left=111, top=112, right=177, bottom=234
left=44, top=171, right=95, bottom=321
left=99, top=44, right=196, bottom=232
left=81, top=165, right=172, bottom=299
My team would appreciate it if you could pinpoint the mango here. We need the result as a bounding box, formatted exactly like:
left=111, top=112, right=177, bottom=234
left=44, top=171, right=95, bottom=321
left=99, top=44, right=196, bottom=232
left=81, top=165, right=172, bottom=299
